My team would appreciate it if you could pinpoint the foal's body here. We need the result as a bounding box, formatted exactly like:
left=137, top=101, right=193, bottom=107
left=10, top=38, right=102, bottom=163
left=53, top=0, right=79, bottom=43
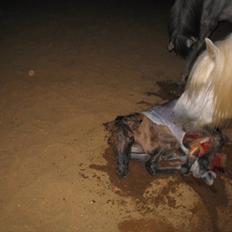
left=106, top=109, right=224, bottom=185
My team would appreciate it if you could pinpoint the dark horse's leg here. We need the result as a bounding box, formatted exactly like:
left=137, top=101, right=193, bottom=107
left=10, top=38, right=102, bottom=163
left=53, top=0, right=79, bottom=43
left=183, top=1, right=220, bottom=81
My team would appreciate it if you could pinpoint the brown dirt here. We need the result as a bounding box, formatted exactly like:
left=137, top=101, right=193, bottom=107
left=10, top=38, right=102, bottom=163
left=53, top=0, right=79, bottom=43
left=1, top=1, right=232, bottom=232
left=118, top=218, right=174, bottom=232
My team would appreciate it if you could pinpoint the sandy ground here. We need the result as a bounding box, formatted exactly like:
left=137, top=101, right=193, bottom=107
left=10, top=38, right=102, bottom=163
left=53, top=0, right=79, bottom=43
left=0, top=1, right=232, bottom=232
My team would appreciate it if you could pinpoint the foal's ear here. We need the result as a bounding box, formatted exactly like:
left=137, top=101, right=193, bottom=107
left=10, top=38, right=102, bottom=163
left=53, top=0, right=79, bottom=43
left=205, top=38, right=218, bottom=59
left=103, top=121, right=115, bottom=131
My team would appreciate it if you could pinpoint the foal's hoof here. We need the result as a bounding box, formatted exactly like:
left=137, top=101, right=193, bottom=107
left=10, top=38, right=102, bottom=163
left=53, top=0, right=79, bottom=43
left=117, top=167, right=128, bottom=177
left=201, top=171, right=216, bottom=186
left=180, top=164, right=190, bottom=175
left=145, top=161, right=158, bottom=176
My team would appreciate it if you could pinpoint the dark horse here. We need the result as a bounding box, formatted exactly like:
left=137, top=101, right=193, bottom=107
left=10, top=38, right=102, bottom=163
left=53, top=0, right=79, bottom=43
left=168, top=0, right=232, bottom=80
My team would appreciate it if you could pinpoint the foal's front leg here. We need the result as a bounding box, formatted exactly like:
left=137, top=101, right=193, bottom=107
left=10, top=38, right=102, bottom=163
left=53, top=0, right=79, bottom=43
left=145, top=149, right=185, bottom=175
left=129, top=144, right=151, bottom=162
left=145, top=149, right=162, bottom=175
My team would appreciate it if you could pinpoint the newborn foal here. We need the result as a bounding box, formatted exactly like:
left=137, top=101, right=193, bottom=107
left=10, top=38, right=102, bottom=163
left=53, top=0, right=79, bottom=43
left=105, top=103, right=225, bottom=185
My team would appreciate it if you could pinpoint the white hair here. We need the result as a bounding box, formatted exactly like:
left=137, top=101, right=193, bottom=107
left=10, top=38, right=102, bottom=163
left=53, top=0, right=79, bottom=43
left=174, top=33, right=232, bottom=129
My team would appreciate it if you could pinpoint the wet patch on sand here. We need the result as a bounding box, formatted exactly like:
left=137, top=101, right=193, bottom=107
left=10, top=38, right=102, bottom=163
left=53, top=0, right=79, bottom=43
left=90, top=148, right=154, bottom=199
left=177, top=139, right=232, bottom=232
left=90, top=144, right=231, bottom=231
left=181, top=175, right=228, bottom=232
left=145, top=80, right=184, bottom=100
left=89, top=146, right=183, bottom=213
left=138, top=178, right=179, bottom=210
left=136, top=100, right=153, bottom=107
